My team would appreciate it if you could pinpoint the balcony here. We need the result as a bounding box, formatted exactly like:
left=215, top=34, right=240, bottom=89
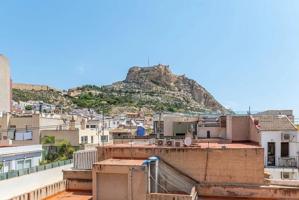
left=278, top=157, right=298, bottom=168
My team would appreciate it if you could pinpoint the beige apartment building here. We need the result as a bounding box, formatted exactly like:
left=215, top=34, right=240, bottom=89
left=0, top=54, right=12, bottom=114
left=40, top=117, right=111, bottom=147
left=0, top=113, right=65, bottom=146
left=153, top=113, right=260, bottom=144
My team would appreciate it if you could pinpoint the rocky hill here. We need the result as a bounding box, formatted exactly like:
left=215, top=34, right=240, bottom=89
left=108, top=65, right=226, bottom=112
left=13, top=65, right=228, bottom=114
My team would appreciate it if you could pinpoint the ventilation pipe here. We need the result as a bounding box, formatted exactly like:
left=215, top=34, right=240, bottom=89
left=149, top=156, right=160, bottom=193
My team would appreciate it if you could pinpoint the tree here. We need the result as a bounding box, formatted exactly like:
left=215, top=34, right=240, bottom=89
left=44, top=139, right=75, bottom=162
left=56, top=140, right=75, bottom=160
left=41, top=136, right=55, bottom=145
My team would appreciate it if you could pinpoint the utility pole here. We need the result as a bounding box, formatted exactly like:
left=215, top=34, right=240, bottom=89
left=157, top=112, right=162, bottom=139
left=97, top=125, right=100, bottom=146
left=100, top=101, right=107, bottom=147
left=102, top=109, right=105, bottom=147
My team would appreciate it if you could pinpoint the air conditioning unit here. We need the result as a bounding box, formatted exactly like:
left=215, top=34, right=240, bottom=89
left=282, top=133, right=290, bottom=141
left=281, top=172, right=295, bottom=180
left=282, top=133, right=296, bottom=142
left=157, top=139, right=164, bottom=146
left=166, top=140, right=174, bottom=147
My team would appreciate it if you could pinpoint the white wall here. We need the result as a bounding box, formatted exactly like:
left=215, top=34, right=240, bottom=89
left=0, top=145, right=42, bottom=173
left=79, top=129, right=110, bottom=145
left=265, top=168, right=299, bottom=180
left=261, top=131, right=298, bottom=166
left=0, top=145, right=42, bottom=155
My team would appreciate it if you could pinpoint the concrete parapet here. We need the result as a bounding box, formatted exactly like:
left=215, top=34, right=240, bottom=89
left=146, top=194, right=192, bottom=200
left=9, top=180, right=66, bottom=200
left=98, top=145, right=265, bottom=185
left=63, top=169, right=92, bottom=191
left=197, top=183, right=299, bottom=199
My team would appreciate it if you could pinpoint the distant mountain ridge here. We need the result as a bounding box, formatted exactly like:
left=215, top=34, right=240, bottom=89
left=13, top=65, right=228, bottom=114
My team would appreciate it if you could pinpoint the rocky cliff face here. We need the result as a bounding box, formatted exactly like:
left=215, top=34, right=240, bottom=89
left=109, top=64, right=227, bottom=113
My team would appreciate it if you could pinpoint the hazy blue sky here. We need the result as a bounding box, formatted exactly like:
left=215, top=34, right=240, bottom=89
left=1, top=0, right=299, bottom=115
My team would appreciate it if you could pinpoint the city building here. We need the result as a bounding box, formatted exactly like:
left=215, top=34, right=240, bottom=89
left=153, top=113, right=260, bottom=143
left=0, top=144, right=42, bottom=173
left=0, top=54, right=12, bottom=114
left=9, top=112, right=299, bottom=199
left=0, top=113, right=65, bottom=146
left=40, top=116, right=111, bottom=147
left=256, top=114, right=299, bottom=180
left=60, top=140, right=299, bottom=199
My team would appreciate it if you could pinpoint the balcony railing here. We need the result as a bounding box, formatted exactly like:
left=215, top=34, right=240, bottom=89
left=278, top=157, right=298, bottom=168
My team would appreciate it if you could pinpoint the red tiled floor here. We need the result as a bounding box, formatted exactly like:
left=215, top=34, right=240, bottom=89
left=45, top=191, right=92, bottom=200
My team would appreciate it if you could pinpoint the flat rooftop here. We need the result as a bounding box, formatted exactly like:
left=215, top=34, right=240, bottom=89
left=104, top=142, right=261, bottom=149
left=96, top=158, right=145, bottom=166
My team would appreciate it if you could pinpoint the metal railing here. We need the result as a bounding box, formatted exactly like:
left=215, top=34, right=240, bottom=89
left=0, top=159, right=73, bottom=181
left=278, top=157, right=298, bottom=168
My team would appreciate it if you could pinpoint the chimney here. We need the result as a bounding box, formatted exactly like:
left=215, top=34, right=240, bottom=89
left=69, top=115, right=76, bottom=131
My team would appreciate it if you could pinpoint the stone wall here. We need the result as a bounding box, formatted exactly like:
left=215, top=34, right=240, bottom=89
left=12, top=83, right=57, bottom=91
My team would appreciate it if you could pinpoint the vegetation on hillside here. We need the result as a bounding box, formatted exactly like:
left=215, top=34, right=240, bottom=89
left=72, top=85, right=188, bottom=113
left=41, top=136, right=75, bottom=164
left=13, top=84, right=221, bottom=114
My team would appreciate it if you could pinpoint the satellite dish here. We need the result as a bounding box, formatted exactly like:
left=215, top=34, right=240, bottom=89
left=184, top=136, right=192, bottom=147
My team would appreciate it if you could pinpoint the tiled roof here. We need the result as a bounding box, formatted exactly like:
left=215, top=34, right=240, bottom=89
left=254, top=115, right=297, bottom=131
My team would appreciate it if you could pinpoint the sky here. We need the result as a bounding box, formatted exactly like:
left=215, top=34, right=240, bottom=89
left=0, top=0, right=299, bottom=115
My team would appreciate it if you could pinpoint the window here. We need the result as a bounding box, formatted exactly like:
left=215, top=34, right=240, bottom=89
left=86, top=125, right=90, bottom=128
left=15, top=131, right=33, bottom=141
left=7, top=125, right=16, bottom=140
left=24, top=159, right=32, bottom=169
left=207, top=131, right=211, bottom=138
left=90, top=125, right=97, bottom=129
left=281, top=142, right=289, bottom=157
left=16, top=160, right=24, bottom=170
left=91, top=136, right=94, bottom=144
left=101, top=135, right=108, bottom=143
left=2, top=161, right=11, bottom=173
left=81, top=136, right=88, bottom=144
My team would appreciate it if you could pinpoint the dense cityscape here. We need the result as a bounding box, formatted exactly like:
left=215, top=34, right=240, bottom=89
left=1, top=1, right=299, bottom=199
left=1, top=55, right=299, bottom=199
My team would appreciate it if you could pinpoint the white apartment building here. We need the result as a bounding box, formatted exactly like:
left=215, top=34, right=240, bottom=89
left=256, top=114, right=299, bottom=180
left=0, top=145, right=42, bottom=173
